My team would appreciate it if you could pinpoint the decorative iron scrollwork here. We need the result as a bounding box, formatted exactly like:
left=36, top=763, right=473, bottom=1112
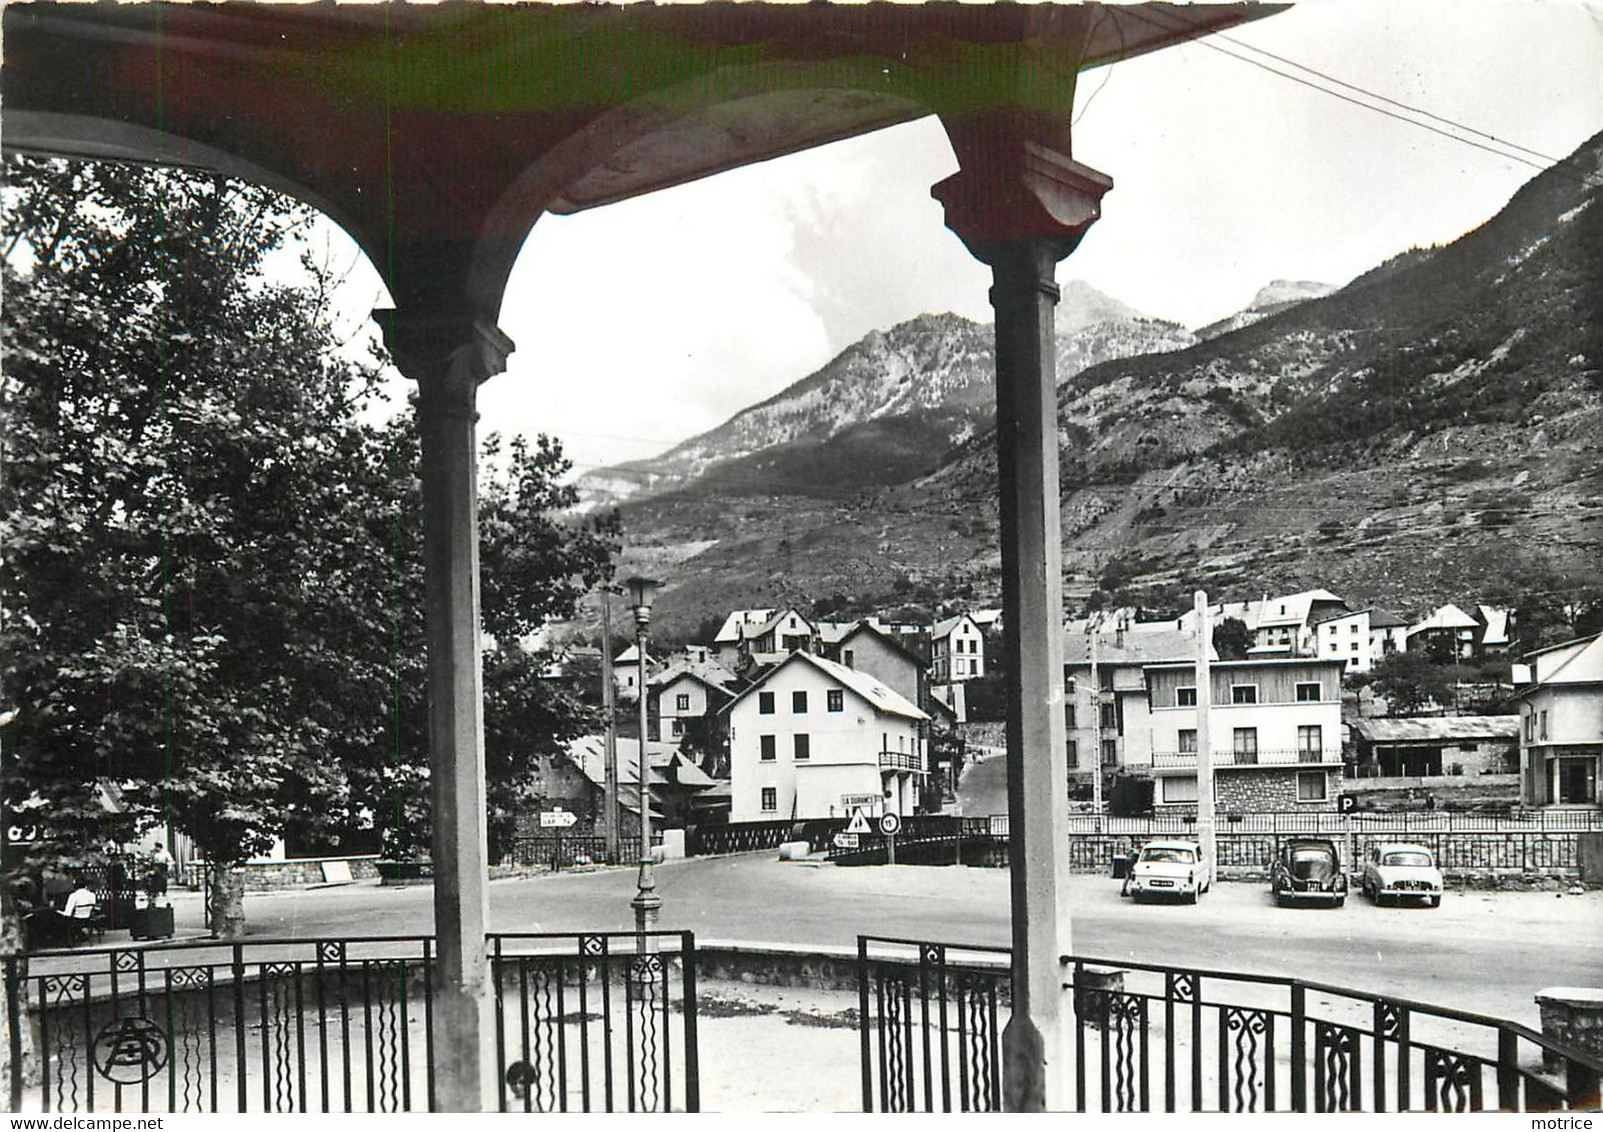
left=1106, top=993, right=1146, bottom=1112
left=922, top=944, right=944, bottom=967
left=317, top=940, right=344, bottom=963
left=1222, top=1006, right=1270, bottom=1112
left=1426, top=1047, right=1478, bottom=1112
left=1315, top=1021, right=1360, bottom=1111
left=1169, top=972, right=1195, bottom=1003
left=44, top=973, right=87, bottom=1004
left=580, top=935, right=605, bottom=956
left=114, top=950, right=140, bottom=974
left=1378, top=1001, right=1404, bottom=1039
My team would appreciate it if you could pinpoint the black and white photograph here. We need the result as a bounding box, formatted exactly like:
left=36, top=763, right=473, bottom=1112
left=2, top=0, right=1601, bottom=1117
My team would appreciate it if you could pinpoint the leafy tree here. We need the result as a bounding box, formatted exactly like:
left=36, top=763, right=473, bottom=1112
left=1212, top=617, right=1252, bottom=660
left=1368, top=651, right=1455, bottom=715
left=1, top=157, right=619, bottom=935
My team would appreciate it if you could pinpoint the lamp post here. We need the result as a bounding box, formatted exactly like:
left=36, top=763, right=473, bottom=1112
left=625, top=576, right=661, bottom=942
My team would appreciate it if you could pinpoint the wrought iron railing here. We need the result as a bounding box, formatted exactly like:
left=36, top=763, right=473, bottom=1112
left=492, top=932, right=698, bottom=1113
left=878, top=750, right=926, bottom=773
left=5, top=932, right=699, bottom=1114
left=506, top=835, right=614, bottom=869
left=853, top=936, right=1603, bottom=1112
left=1150, top=748, right=1339, bottom=768
left=857, top=936, right=1010, bottom=1112
left=1057, top=810, right=1603, bottom=834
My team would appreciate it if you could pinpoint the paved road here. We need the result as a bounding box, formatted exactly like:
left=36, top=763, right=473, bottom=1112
left=218, top=853, right=1602, bottom=1027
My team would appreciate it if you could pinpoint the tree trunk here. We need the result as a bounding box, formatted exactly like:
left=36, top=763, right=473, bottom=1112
left=0, top=889, right=38, bottom=1097
left=210, top=866, right=247, bottom=939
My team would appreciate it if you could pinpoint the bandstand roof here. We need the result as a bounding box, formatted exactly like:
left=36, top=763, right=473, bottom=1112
left=2, top=1, right=1282, bottom=319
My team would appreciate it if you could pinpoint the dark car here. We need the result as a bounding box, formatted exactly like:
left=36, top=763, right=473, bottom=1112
left=1270, top=838, right=1347, bottom=907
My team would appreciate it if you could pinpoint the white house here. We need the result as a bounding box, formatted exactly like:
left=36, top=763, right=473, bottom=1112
left=650, top=659, right=741, bottom=743
left=613, top=644, right=643, bottom=700
left=712, top=607, right=816, bottom=667
left=1310, top=608, right=1374, bottom=673
left=1406, top=603, right=1481, bottom=660
left=1513, top=633, right=1602, bottom=808
left=931, top=613, right=985, bottom=682
left=1368, top=610, right=1409, bottom=663
left=1246, top=590, right=1348, bottom=657
left=725, top=651, right=929, bottom=823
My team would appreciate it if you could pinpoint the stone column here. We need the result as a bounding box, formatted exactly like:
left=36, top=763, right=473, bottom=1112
left=376, top=309, right=514, bottom=1112
left=934, top=134, right=1111, bottom=1112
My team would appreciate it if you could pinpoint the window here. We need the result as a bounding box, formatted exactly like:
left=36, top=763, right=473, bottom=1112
left=676, top=693, right=691, bottom=711
left=1233, top=727, right=1258, bottom=763
left=1295, top=682, right=1321, bottom=703
left=794, top=734, right=810, bottom=761
left=1297, top=772, right=1328, bottom=803
left=671, top=719, right=683, bottom=737
left=1350, top=641, right=1359, bottom=652
left=1298, top=725, right=1323, bottom=761
left=1065, top=674, right=1077, bottom=694
left=760, top=735, right=776, bottom=762
left=1525, top=712, right=1534, bottom=742
left=1177, top=686, right=1197, bottom=707
left=1100, top=739, right=1117, bottom=766
left=792, top=690, right=808, bottom=714
left=1539, top=711, right=1549, bottom=740
left=1100, top=703, right=1117, bottom=730
left=759, top=692, right=775, bottom=715
left=1350, top=623, right=1359, bottom=634
left=1162, top=776, right=1199, bottom=804
left=843, top=649, right=854, bottom=669
left=1178, top=729, right=1198, bottom=754
left=1067, top=739, right=1079, bottom=767
left=827, top=689, right=843, bottom=713
left=761, top=787, right=777, bottom=812
left=1065, top=704, right=1076, bottom=729
left=1231, top=685, right=1258, bottom=704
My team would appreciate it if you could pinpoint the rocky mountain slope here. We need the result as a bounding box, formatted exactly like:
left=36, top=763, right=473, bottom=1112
left=576, top=282, right=1194, bottom=508
left=603, top=131, right=1603, bottom=638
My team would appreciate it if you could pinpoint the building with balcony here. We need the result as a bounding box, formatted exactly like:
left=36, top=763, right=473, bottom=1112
left=723, top=651, right=928, bottom=823
left=1513, top=633, right=1603, bottom=808
left=650, top=658, right=741, bottom=744
left=1062, top=627, right=1208, bottom=788
left=1141, top=658, right=1347, bottom=811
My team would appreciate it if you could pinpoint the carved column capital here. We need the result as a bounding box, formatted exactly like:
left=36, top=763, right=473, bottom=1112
left=374, top=307, right=515, bottom=412
left=932, top=127, right=1112, bottom=267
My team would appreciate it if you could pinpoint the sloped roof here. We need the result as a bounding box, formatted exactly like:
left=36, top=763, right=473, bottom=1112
left=1478, top=606, right=1511, bottom=645
left=1348, top=716, right=1520, bottom=743
left=1255, top=589, right=1347, bottom=628
left=932, top=614, right=979, bottom=641
left=1408, top=603, right=1480, bottom=635
left=1063, top=629, right=1208, bottom=667
left=724, top=651, right=928, bottom=721
left=1525, top=633, right=1603, bottom=688
left=713, top=609, right=774, bottom=644
left=836, top=620, right=926, bottom=667
left=563, top=736, right=714, bottom=807
left=754, top=607, right=815, bottom=641
left=1369, top=609, right=1409, bottom=629
left=650, top=658, right=741, bottom=696
left=614, top=644, right=640, bottom=665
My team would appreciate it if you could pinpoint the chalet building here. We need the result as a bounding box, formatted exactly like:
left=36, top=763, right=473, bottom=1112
left=1347, top=716, right=1520, bottom=779
left=1246, top=590, right=1348, bottom=658
left=712, top=607, right=817, bottom=668
left=1065, top=626, right=1345, bottom=812
left=931, top=613, right=986, bottom=683
left=612, top=644, right=644, bottom=701
left=1514, top=633, right=1603, bottom=808
left=1476, top=605, right=1513, bottom=656
left=522, top=737, right=716, bottom=836
left=724, top=651, right=928, bottom=823
left=824, top=620, right=926, bottom=708
left=649, top=659, right=740, bottom=744
left=1406, top=604, right=1481, bottom=661
left=1141, top=658, right=1347, bottom=812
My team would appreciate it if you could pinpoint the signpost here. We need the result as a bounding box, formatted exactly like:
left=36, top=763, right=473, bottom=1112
left=539, top=809, right=578, bottom=829
left=880, top=812, right=901, bottom=865
left=832, top=833, right=859, bottom=850
left=845, top=810, right=872, bottom=835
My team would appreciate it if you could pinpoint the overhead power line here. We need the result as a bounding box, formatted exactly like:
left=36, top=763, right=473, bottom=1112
left=1126, top=6, right=1600, bottom=189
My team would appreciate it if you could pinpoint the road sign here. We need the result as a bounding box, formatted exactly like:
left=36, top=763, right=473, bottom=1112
left=846, top=809, right=871, bottom=835
left=539, top=809, right=578, bottom=829
left=879, top=812, right=901, bottom=836
left=841, top=793, right=878, bottom=808
left=833, top=833, right=859, bottom=850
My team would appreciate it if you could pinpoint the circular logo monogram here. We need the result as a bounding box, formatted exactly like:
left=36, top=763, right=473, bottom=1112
left=92, top=1016, right=168, bottom=1084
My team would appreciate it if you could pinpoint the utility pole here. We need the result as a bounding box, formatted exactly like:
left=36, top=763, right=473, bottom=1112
left=1194, top=591, right=1217, bottom=878
left=1088, top=613, right=1103, bottom=833
left=601, top=592, right=619, bottom=866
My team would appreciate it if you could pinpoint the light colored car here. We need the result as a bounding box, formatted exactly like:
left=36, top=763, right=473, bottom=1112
left=1361, top=842, right=1444, bottom=907
left=1125, top=839, right=1210, bottom=904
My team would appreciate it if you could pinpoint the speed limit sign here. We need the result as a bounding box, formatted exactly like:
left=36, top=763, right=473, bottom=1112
left=879, top=812, right=901, bottom=836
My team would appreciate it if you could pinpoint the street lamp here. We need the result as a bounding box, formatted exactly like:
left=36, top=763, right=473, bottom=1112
left=625, top=576, right=661, bottom=942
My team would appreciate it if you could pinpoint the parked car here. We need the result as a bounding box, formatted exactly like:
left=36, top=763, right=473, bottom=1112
left=1270, top=838, right=1347, bottom=907
left=1361, top=842, right=1444, bottom=907
left=1125, top=839, right=1210, bottom=903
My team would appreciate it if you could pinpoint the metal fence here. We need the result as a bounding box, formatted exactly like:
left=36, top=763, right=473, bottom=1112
left=856, top=936, right=1603, bottom=1113
left=5, top=932, right=699, bottom=1114
left=1059, top=810, right=1603, bottom=834
left=505, top=836, right=613, bottom=870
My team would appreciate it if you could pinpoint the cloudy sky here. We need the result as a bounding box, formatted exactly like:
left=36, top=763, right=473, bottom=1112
left=326, top=0, right=1603, bottom=478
